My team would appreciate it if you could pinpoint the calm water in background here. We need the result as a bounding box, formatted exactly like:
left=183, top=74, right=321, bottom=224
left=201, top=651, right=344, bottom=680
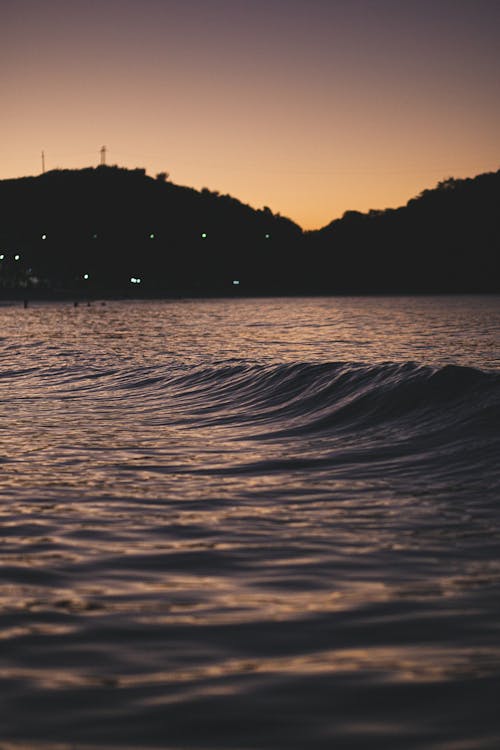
left=0, top=295, right=499, bottom=749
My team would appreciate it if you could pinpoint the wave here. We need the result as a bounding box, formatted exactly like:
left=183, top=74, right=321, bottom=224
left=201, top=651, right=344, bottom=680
left=161, top=360, right=500, bottom=435
left=87, top=360, right=490, bottom=483
left=4, top=358, right=499, bottom=478
left=9, top=358, right=497, bottom=432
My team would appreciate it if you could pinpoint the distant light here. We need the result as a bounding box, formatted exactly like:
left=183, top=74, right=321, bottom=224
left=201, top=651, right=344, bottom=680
left=92, top=234, right=98, bottom=240
left=149, top=233, right=155, bottom=239
left=0, top=255, right=4, bottom=260
left=14, top=254, right=20, bottom=261
left=232, top=280, right=240, bottom=285
left=41, top=234, right=47, bottom=240
left=83, top=273, right=89, bottom=280
left=130, top=277, right=142, bottom=284
left=265, top=233, right=270, bottom=239
left=201, top=232, right=207, bottom=239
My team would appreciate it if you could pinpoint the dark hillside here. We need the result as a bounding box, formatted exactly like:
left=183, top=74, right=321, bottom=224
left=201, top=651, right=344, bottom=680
left=0, top=166, right=302, bottom=295
left=1, top=166, right=498, bottom=295
left=308, top=170, right=500, bottom=293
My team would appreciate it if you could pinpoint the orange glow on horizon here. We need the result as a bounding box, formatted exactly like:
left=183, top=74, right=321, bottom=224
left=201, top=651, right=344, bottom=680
left=2, top=0, right=500, bottom=230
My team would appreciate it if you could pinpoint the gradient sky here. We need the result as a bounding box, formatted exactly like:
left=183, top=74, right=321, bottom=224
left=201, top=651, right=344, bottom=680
left=3, top=0, right=500, bottom=229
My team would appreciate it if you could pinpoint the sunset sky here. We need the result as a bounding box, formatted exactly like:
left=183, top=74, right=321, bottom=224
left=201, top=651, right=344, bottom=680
left=3, top=0, right=500, bottom=229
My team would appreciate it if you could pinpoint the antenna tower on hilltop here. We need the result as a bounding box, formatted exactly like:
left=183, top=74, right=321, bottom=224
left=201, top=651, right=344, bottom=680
left=100, top=145, right=107, bottom=166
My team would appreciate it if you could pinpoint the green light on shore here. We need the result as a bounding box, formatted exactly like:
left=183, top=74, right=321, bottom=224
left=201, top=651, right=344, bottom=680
left=201, top=232, right=207, bottom=239
left=149, top=233, right=155, bottom=239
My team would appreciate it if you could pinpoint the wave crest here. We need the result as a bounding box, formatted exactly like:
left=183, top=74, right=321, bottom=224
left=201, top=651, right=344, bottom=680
left=165, top=361, right=499, bottom=436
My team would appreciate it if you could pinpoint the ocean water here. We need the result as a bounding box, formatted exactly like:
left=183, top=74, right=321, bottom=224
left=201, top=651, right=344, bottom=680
left=0, top=295, right=499, bottom=750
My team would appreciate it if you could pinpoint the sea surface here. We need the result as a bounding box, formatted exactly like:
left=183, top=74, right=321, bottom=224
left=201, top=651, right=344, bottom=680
left=0, top=295, right=499, bottom=750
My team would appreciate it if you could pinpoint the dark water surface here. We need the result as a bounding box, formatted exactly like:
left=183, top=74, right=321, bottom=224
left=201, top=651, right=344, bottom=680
left=1, top=296, right=499, bottom=749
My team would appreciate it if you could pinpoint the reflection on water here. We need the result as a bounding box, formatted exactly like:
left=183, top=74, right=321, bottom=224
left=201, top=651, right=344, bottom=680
left=0, top=296, right=499, bottom=748
left=0, top=295, right=499, bottom=370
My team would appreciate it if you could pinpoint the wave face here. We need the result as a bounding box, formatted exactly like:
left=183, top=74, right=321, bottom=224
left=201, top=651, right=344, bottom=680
left=128, top=359, right=500, bottom=489
left=165, top=358, right=500, bottom=434
left=0, top=297, right=499, bottom=750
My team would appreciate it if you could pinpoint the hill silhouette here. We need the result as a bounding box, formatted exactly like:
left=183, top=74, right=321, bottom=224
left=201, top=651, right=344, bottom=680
left=308, top=170, right=500, bottom=293
left=0, top=165, right=498, bottom=296
left=0, top=166, right=302, bottom=296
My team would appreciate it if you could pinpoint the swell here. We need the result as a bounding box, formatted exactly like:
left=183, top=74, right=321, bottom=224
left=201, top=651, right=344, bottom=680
left=121, top=361, right=500, bottom=486
left=165, top=361, right=500, bottom=437
left=4, top=358, right=499, bottom=432
left=3, top=357, right=499, bottom=480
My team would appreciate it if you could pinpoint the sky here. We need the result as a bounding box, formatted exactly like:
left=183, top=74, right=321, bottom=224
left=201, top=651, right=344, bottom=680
left=2, top=0, right=500, bottom=229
